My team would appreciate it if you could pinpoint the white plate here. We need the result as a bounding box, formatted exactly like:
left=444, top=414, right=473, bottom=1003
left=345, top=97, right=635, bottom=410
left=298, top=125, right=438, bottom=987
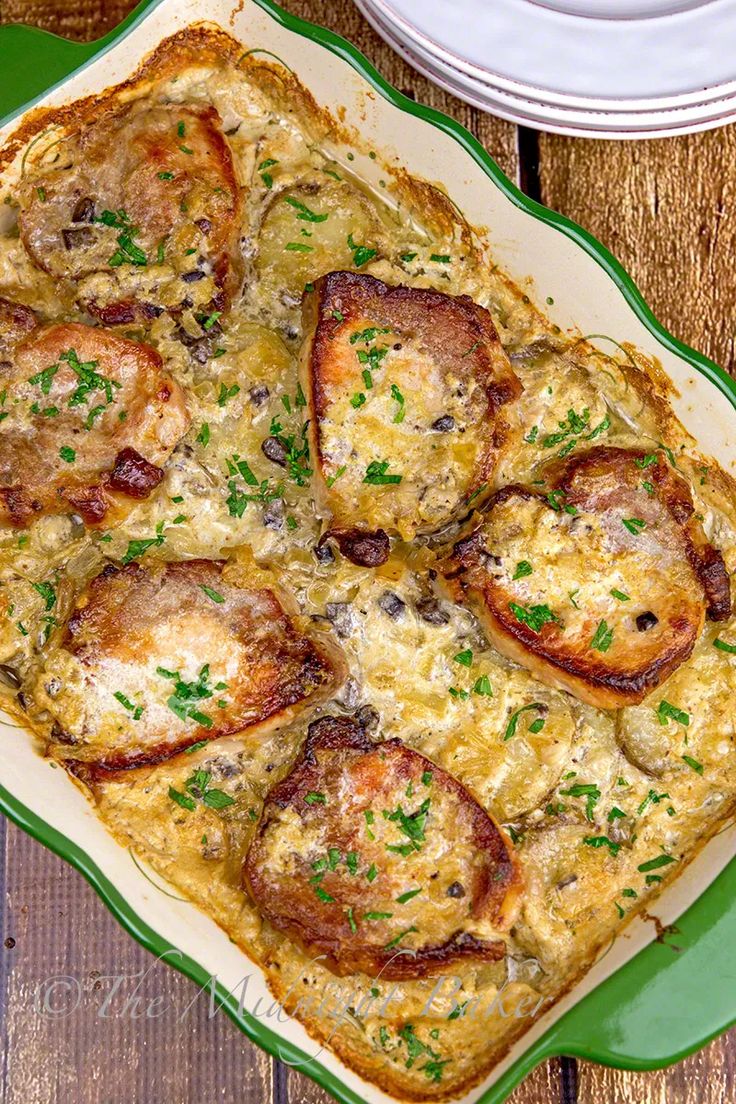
left=356, top=0, right=736, bottom=135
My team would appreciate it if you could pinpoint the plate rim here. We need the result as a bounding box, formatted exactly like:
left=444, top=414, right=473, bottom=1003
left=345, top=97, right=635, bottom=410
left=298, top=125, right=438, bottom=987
left=366, top=0, right=736, bottom=112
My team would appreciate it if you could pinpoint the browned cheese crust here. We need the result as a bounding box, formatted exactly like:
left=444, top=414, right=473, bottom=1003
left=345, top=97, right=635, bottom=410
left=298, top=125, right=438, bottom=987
left=0, top=321, right=190, bottom=526
left=33, top=559, right=344, bottom=769
left=244, top=714, right=522, bottom=979
left=18, top=102, right=243, bottom=325
left=441, top=446, right=731, bottom=708
left=299, top=272, right=521, bottom=559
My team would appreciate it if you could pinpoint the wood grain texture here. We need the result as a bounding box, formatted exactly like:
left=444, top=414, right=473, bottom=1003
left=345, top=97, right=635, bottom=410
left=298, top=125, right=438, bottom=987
left=0, top=1, right=735, bottom=1102
left=0, top=822, right=273, bottom=1104
left=537, top=132, right=736, bottom=375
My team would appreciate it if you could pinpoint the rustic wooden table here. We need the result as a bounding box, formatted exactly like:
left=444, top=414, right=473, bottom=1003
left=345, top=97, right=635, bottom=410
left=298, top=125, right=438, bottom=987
left=0, top=1, right=734, bottom=1101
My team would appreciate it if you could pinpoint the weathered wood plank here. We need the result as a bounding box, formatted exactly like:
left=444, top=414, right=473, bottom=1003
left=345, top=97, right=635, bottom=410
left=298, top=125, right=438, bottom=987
left=0, top=822, right=273, bottom=1104
left=537, top=131, right=736, bottom=375
left=576, top=1035, right=736, bottom=1104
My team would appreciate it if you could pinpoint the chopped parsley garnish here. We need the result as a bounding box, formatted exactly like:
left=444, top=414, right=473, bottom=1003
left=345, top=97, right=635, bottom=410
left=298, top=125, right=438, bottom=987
left=396, top=887, right=422, bottom=904
left=31, top=581, right=56, bottom=611
left=59, top=446, right=76, bottom=463
left=546, top=489, right=577, bottom=515
left=158, top=171, right=174, bottom=181
left=504, top=702, right=545, bottom=741
left=258, top=158, right=279, bottom=188
left=430, top=253, right=451, bottom=264
left=622, top=517, right=646, bottom=535
left=400, top=252, right=417, bottom=263
left=610, top=588, right=630, bottom=602
left=635, top=453, right=658, bottom=469
left=634, top=796, right=669, bottom=827
left=114, top=691, right=143, bottom=720
left=350, top=327, right=391, bottom=345
left=583, top=835, right=620, bottom=855
left=513, top=560, right=533, bottom=580
left=285, top=242, right=313, bottom=252
left=682, top=754, right=704, bottom=774
left=199, top=585, right=225, bottom=604
left=217, top=382, right=240, bottom=406
left=638, top=854, right=676, bottom=873
left=156, top=663, right=220, bottom=727
left=509, top=602, right=560, bottom=633
left=196, top=423, right=210, bottom=447
left=384, top=798, right=430, bottom=853
left=390, top=383, right=406, bottom=423
left=384, top=926, right=419, bottom=951
left=590, top=619, right=614, bottom=653
left=168, top=786, right=196, bottom=812
left=347, top=232, right=377, bottom=268
left=65, top=348, right=120, bottom=407
left=266, top=416, right=313, bottom=486
left=364, top=910, right=393, bottom=921
left=560, top=782, right=600, bottom=822
left=453, top=648, right=473, bottom=667
left=97, top=208, right=148, bottom=267
left=657, top=699, right=690, bottom=727
left=473, top=674, right=492, bottom=697
left=284, top=195, right=328, bottom=222
left=121, top=523, right=166, bottom=564
left=326, top=465, right=346, bottom=488
left=305, top=791, right=326, bottom=805
left=363, top=460, right=402, bottom=485
left=449, top=687, right=469, bottom=701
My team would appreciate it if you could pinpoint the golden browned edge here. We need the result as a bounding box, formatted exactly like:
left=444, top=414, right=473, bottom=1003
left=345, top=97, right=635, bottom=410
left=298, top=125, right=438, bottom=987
left=2, top=20, right=736, bottom=1103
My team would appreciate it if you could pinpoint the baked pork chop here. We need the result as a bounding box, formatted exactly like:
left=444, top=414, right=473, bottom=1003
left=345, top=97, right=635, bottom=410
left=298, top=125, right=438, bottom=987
left=0, top=322, right=189, bottom=527
left=35, top=559, right=344, bottom=770
left=18, top=102, right=242, bottom=327
left=244, top=713, right=522, bottom=979
left=299, top=272, right=521, bottom=565
left=441, top=447, right=731, bottom=709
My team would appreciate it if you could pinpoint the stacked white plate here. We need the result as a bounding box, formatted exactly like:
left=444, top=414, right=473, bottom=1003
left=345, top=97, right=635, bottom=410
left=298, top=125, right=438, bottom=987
left=354, top=0, right=736, bottom=137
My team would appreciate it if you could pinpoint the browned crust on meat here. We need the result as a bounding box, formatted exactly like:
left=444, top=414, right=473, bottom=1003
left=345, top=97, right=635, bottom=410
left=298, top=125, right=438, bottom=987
left=52, top=560, right=345, bottom=770
left=0, top=322, right=189, bottom=527
left=307, top=270, right=520, bottom=429
left=0, top=296, right=38, bottom=361
left=17, top=100, right=242, bottom=324
left=442, top=447, right=731, bottom=708
left=244, top=714, right=521, bottom=979
left=300, top=271, right=521, bottom=545
left=553, top=447, right=732, bottom=623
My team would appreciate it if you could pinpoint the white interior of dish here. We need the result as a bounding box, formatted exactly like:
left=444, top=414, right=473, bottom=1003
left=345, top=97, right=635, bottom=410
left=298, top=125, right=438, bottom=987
left=1, top=2, right=735, bottom=1101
